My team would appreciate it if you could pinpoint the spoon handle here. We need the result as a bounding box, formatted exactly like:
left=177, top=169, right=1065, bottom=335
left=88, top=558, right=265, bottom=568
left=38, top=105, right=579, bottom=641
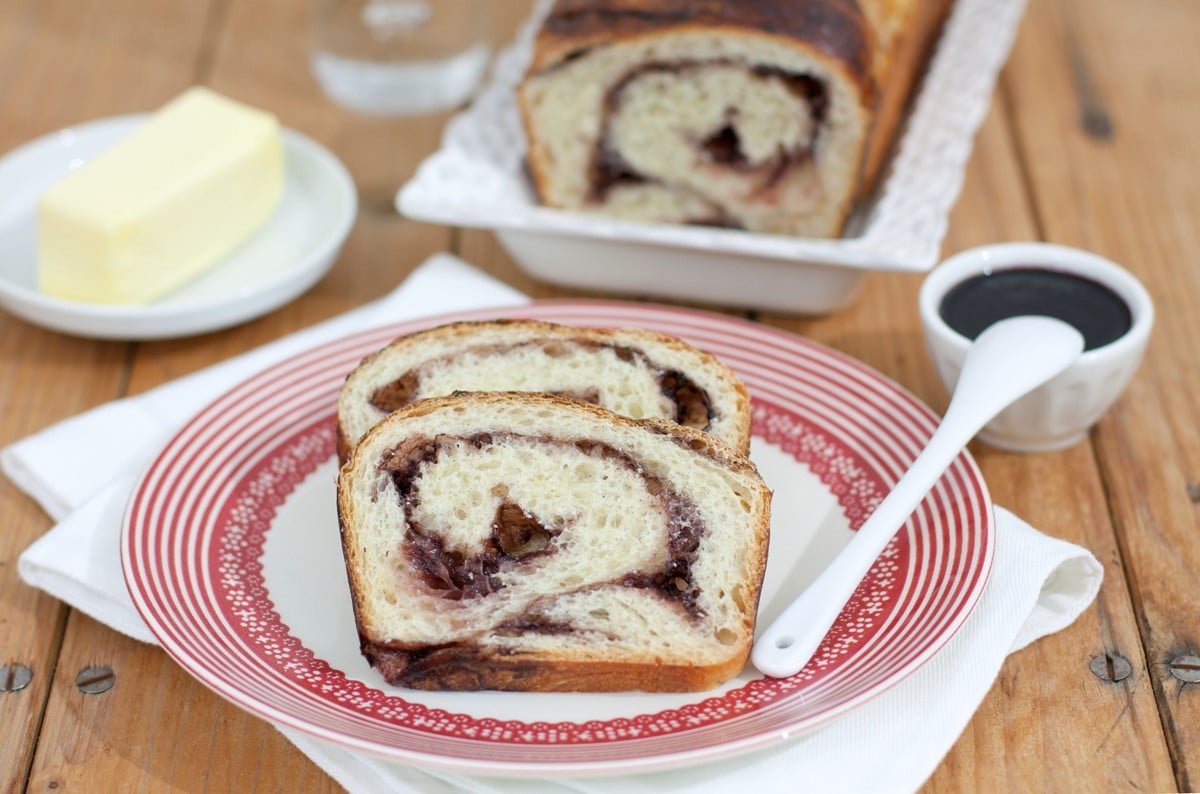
left=751, top=316, right=1084, bottom=679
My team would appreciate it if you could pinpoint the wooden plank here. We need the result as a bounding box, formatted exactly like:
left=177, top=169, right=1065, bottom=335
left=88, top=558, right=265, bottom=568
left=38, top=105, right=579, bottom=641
left=21, top=1, right=538, bottom=790
left=446, top=87, right=1177, bottom=790
left=786, top=74, right=1172, bottom=793
left=0, top=324, right=123, bottom=794
left=756, top=90, right=1172, bottom=793
left=9, top=0, right=369, bottom=789
left=1003, top=0, right=1200, bottom=789
left=930, top=449, right=1175, bottom=792
left=0, top=15, right=72, bottom=786
left=5, top=0, right=1189, bottom=790
left=24, top=613, right=341, bottom=792
left=0, top=1, right=215, bottom=792
left=0, top=0, right=216, bottom=146
left=747, top=12, right=1177, bottom=785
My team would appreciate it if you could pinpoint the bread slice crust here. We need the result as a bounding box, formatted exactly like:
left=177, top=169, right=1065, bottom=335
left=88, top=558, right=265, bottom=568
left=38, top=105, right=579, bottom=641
left=336, top=319, right=753, bottom=463
left=337, top=392, right=771, bottom=692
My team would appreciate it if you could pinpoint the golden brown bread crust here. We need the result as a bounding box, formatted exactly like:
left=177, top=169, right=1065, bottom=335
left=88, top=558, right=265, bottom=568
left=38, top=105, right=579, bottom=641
left=361, top=637, right=749, bottom=692
left=531, top=0, right=874, bottom=82
left=336, top=391, right=771, bottom=693
left=855, top=0, right=957, bottom=189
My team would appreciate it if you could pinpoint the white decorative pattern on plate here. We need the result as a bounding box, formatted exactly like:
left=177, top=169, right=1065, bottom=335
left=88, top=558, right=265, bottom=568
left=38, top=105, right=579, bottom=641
left=123, top=301, right=994, bottom=776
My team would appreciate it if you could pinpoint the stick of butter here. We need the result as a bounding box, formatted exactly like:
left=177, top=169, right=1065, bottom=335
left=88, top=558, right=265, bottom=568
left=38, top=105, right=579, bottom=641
left=38, top=86, right=284, bottom=305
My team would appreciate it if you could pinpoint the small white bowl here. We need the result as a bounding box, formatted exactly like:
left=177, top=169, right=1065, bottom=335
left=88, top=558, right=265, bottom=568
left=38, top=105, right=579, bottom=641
left=919, top=242, right=1154, bottom=452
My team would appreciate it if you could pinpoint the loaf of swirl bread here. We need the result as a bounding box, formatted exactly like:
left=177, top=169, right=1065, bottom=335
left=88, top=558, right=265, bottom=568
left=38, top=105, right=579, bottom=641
left=337, top=392, right=772, bottom=692
left=336, top=319, right=752, bottom=463
left=517, top=0, right=954, bottom=237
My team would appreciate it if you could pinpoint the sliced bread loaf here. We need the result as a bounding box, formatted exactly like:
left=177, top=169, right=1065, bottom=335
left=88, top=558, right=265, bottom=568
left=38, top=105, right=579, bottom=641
left=518, top=0, right=954, bottom=236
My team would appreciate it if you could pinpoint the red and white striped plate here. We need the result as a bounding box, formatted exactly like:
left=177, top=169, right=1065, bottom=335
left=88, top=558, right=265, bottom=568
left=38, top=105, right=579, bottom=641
left=122, top=300, right=994, bottom=777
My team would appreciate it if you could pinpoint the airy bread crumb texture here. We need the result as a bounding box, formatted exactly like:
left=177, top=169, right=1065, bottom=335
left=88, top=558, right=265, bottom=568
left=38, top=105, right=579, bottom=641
left=338, top=392, right=772, bottom=692
left=520, top=30, right=867, bottom=236
left=337, top=320, right=753, bottom=461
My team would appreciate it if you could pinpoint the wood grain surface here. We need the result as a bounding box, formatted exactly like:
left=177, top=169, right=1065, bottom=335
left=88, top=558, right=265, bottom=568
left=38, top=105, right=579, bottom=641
left=1, top=0, right=1196, bottom=791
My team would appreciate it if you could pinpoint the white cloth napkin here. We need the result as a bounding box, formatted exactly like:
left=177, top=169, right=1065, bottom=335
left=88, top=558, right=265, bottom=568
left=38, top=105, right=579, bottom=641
left=5, top=252, right=529, bottom=643
left=4, top=253, right=1102, bottom=794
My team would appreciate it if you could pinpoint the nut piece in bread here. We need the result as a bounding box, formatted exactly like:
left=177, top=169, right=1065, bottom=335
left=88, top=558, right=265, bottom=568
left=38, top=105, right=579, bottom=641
left=336, top=319, right=752, bottom=462
left=337, top=392, right=772, bottom=692
left=518, top=0, right=954, bottom=237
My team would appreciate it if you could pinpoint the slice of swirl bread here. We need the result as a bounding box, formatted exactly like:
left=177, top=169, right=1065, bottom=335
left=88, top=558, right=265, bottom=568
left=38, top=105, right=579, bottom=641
left=337, top=392, right=772, bottom=692
left=336, top=319, right=752, bottom=463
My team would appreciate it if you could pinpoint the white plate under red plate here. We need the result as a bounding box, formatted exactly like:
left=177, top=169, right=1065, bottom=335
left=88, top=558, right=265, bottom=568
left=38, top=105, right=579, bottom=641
left=122, top=301, right=995, bottom=777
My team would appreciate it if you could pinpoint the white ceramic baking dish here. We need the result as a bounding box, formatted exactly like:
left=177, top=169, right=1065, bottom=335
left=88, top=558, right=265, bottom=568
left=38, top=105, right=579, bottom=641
left=398, top=0, right=1027, bottom=314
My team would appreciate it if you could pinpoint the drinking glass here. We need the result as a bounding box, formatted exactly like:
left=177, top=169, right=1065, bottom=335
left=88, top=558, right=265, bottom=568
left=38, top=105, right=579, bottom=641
left=312, top=0, right=491, bottom=116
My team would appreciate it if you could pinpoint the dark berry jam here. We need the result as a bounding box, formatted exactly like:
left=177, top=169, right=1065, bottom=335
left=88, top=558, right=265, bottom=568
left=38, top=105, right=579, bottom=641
left=939, top=268, right=1131, bottom=352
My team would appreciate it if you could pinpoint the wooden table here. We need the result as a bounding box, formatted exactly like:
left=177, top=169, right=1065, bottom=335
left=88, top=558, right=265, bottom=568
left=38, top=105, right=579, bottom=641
left=2, top=1, right=1197, bottom=790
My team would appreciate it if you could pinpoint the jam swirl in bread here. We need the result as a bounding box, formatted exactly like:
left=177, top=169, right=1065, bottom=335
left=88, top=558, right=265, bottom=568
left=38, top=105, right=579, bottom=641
left=337, top=393, right=771, bottom=692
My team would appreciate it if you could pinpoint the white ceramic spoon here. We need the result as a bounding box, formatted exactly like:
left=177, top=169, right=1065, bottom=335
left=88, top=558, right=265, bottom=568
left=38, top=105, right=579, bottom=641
left=751, top=315, right=1085, bottom=679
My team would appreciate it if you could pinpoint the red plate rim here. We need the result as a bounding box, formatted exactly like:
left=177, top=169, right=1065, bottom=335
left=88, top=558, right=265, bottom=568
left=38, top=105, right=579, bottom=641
left=121, top=299, right=995, bottom=776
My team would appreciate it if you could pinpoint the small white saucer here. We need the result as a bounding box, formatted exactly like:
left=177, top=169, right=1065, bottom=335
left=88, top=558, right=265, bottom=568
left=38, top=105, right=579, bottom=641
left=0, top=114, right=356, bottom=340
